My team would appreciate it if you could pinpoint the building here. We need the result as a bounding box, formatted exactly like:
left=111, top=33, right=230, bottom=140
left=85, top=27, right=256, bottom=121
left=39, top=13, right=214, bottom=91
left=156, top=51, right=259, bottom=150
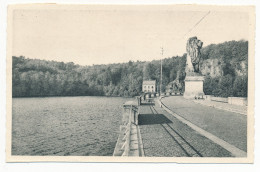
left=142, top=80, right=156, bottom=93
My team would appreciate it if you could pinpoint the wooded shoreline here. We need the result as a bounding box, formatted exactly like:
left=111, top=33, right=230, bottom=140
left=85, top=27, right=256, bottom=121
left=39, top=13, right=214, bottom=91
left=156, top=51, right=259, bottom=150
left=12, top=40, right=248, bottom=98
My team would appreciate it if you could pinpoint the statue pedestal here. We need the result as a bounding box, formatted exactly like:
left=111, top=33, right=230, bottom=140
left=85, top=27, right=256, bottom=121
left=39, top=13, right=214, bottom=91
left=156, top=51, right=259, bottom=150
left=184, top=75, right=205, bottom=99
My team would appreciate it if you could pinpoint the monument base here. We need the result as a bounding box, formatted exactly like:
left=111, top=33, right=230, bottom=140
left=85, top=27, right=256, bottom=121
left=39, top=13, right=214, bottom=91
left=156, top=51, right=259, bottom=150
left=184, top=75, right=205, bottom=99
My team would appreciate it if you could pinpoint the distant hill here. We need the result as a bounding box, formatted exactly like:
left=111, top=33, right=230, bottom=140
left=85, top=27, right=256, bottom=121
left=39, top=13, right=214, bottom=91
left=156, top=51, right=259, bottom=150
left=12, top=40, right=248, bottom=98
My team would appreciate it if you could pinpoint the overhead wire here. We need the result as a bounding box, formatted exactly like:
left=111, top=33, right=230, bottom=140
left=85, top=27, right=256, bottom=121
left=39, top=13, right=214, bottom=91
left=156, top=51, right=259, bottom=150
left=160, top=11, right=211, bottom=58
left=182, top=11, right=211, bottom=39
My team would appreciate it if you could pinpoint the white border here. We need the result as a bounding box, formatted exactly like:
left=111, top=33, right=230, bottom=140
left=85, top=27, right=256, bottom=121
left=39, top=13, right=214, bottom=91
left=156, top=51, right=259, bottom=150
left=1, top=0, right=259, bottom=172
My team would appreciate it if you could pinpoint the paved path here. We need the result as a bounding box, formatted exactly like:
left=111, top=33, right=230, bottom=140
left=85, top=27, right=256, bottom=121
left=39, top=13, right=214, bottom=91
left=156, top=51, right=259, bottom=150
left=138, top=101, right=233, bottom=157
left=161, top=96, right=247, bottom=152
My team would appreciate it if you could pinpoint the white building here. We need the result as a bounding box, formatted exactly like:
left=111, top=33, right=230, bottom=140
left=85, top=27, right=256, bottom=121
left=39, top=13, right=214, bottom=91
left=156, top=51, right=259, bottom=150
left=142, top=80, right=156, bottom=93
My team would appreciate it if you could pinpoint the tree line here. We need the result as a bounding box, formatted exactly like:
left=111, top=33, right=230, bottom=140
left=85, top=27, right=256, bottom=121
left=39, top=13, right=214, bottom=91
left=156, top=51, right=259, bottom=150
left=12, top=40, right=248, bottom=98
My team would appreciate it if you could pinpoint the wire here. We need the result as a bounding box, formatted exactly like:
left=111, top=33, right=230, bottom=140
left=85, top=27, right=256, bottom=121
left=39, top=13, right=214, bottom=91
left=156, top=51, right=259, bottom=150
left=182, top=11, right=211, bottom=39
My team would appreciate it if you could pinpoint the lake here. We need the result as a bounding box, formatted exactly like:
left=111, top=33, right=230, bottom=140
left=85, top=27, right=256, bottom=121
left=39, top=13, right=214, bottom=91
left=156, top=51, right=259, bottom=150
left=12, top=96, right=132, bottom=156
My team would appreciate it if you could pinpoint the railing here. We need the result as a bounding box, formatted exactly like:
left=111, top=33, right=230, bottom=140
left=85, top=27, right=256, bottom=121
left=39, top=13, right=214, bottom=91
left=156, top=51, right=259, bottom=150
left=120, top=102, right=138, bottom=156
left=113, top=97, right=144, bottom=156
left=123, top=102, right=139, bottom=125
left=114, top=101, right=139, bottom=156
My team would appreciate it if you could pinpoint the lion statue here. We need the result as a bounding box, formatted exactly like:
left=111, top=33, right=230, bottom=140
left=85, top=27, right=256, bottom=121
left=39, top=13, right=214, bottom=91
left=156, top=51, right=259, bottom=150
left=186, top=37, right=203, bottom=74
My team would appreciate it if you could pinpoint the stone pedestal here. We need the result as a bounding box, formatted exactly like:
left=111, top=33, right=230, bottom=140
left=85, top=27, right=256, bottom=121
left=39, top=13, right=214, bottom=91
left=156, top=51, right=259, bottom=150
left=184, top=75, right=205, bottom=99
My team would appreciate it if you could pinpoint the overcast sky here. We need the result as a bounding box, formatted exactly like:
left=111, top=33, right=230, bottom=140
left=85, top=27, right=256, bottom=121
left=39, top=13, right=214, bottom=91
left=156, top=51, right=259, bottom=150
left=12, top=5, right=249, bottom=66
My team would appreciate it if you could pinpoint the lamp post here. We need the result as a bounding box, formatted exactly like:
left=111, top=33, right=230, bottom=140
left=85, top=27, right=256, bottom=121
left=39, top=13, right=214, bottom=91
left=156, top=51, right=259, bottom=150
left=160, top=47, right=163, bottom=96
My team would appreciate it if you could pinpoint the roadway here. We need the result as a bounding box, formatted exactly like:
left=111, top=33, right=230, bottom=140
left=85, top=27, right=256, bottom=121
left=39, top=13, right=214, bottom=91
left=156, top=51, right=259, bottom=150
left=138, top=99, right=237, bottom=157
left=161, top=96, right=247, bottom=152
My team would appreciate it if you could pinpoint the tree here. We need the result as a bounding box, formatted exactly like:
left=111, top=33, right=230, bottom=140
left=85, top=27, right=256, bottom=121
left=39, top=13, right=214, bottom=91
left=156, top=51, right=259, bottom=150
left=233, top=75, right=248, bottom=97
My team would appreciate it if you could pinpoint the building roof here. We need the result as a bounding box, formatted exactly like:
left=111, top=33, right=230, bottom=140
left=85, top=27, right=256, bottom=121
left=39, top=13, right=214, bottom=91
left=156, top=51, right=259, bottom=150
left=143, top=80, right=156, bottom=85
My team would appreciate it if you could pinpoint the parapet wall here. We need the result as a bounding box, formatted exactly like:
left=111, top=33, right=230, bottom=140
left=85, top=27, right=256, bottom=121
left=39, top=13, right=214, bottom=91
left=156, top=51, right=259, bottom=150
left=205, top=95, right=228, bottom=103
left=228, top=97, right=248, bottom=106
left=205, top=95, right=247, bottom=106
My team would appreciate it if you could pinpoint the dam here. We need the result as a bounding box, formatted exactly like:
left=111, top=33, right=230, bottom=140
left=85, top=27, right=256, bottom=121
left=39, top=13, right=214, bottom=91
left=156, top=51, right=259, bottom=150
left=113, top=95, right=247, bottom=157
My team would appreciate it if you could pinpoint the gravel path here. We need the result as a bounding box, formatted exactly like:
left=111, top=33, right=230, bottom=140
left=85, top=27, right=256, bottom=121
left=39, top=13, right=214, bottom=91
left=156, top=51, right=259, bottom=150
left=161, top=96, right=247, bottom=152
left=138, top=101, right=233, bottom=157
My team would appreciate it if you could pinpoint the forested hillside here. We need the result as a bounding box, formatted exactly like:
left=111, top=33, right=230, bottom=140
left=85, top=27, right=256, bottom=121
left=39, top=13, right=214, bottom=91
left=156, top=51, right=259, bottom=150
left=200, top=40, right=248, bottom=97
left=12, top=40, right=248, bottom=98
left=12, top=54, right=185, bottom=97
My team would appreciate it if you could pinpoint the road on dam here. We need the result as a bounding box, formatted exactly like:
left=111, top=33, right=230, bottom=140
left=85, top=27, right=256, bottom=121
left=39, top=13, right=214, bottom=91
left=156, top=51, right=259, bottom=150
left=138, top=96, right=247, bottom=157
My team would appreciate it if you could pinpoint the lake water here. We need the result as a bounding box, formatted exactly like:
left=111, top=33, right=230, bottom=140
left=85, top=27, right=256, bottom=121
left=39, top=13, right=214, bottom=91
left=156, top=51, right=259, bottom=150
left=12, top=96, right=132, bottom=156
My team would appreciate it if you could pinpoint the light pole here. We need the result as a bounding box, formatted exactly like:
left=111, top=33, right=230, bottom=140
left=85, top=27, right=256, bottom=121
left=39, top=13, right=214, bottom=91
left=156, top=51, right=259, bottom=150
left=160, top=47, right=163, bottom=96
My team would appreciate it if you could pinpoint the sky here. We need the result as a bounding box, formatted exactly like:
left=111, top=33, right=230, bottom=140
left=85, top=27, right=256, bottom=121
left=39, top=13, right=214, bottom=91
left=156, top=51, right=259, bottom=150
left=12, top=5, right=250, bottom=66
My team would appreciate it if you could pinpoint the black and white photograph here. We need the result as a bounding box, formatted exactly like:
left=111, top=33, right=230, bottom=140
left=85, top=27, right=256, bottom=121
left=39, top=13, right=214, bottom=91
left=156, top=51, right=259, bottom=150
left=6, top=4, right=255, bottom=163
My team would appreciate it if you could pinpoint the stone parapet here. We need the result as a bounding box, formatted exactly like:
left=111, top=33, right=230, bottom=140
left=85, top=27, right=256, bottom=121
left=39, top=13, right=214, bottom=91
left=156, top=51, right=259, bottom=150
left=228, top=97, right=248, bottom=106
left=205, top=95, right=247, bottom=106
left=211, top=97, right=228, bottom=103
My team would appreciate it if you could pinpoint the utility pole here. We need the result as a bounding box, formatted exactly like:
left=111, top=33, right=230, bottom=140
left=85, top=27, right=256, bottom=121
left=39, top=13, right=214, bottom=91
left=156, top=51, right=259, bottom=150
left=160, top=47, right=163, bottom=96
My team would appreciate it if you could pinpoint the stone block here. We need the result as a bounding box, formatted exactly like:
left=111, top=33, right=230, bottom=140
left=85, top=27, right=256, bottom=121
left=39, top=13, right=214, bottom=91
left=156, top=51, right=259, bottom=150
left=184, top=75, right=205, bottom=99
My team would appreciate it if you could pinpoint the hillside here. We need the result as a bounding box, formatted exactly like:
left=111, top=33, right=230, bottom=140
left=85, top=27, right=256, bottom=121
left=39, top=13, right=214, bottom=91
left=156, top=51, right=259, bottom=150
left=12, top=40, right=248, bottom=98
left=200, top=40, right=248, bottom=97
